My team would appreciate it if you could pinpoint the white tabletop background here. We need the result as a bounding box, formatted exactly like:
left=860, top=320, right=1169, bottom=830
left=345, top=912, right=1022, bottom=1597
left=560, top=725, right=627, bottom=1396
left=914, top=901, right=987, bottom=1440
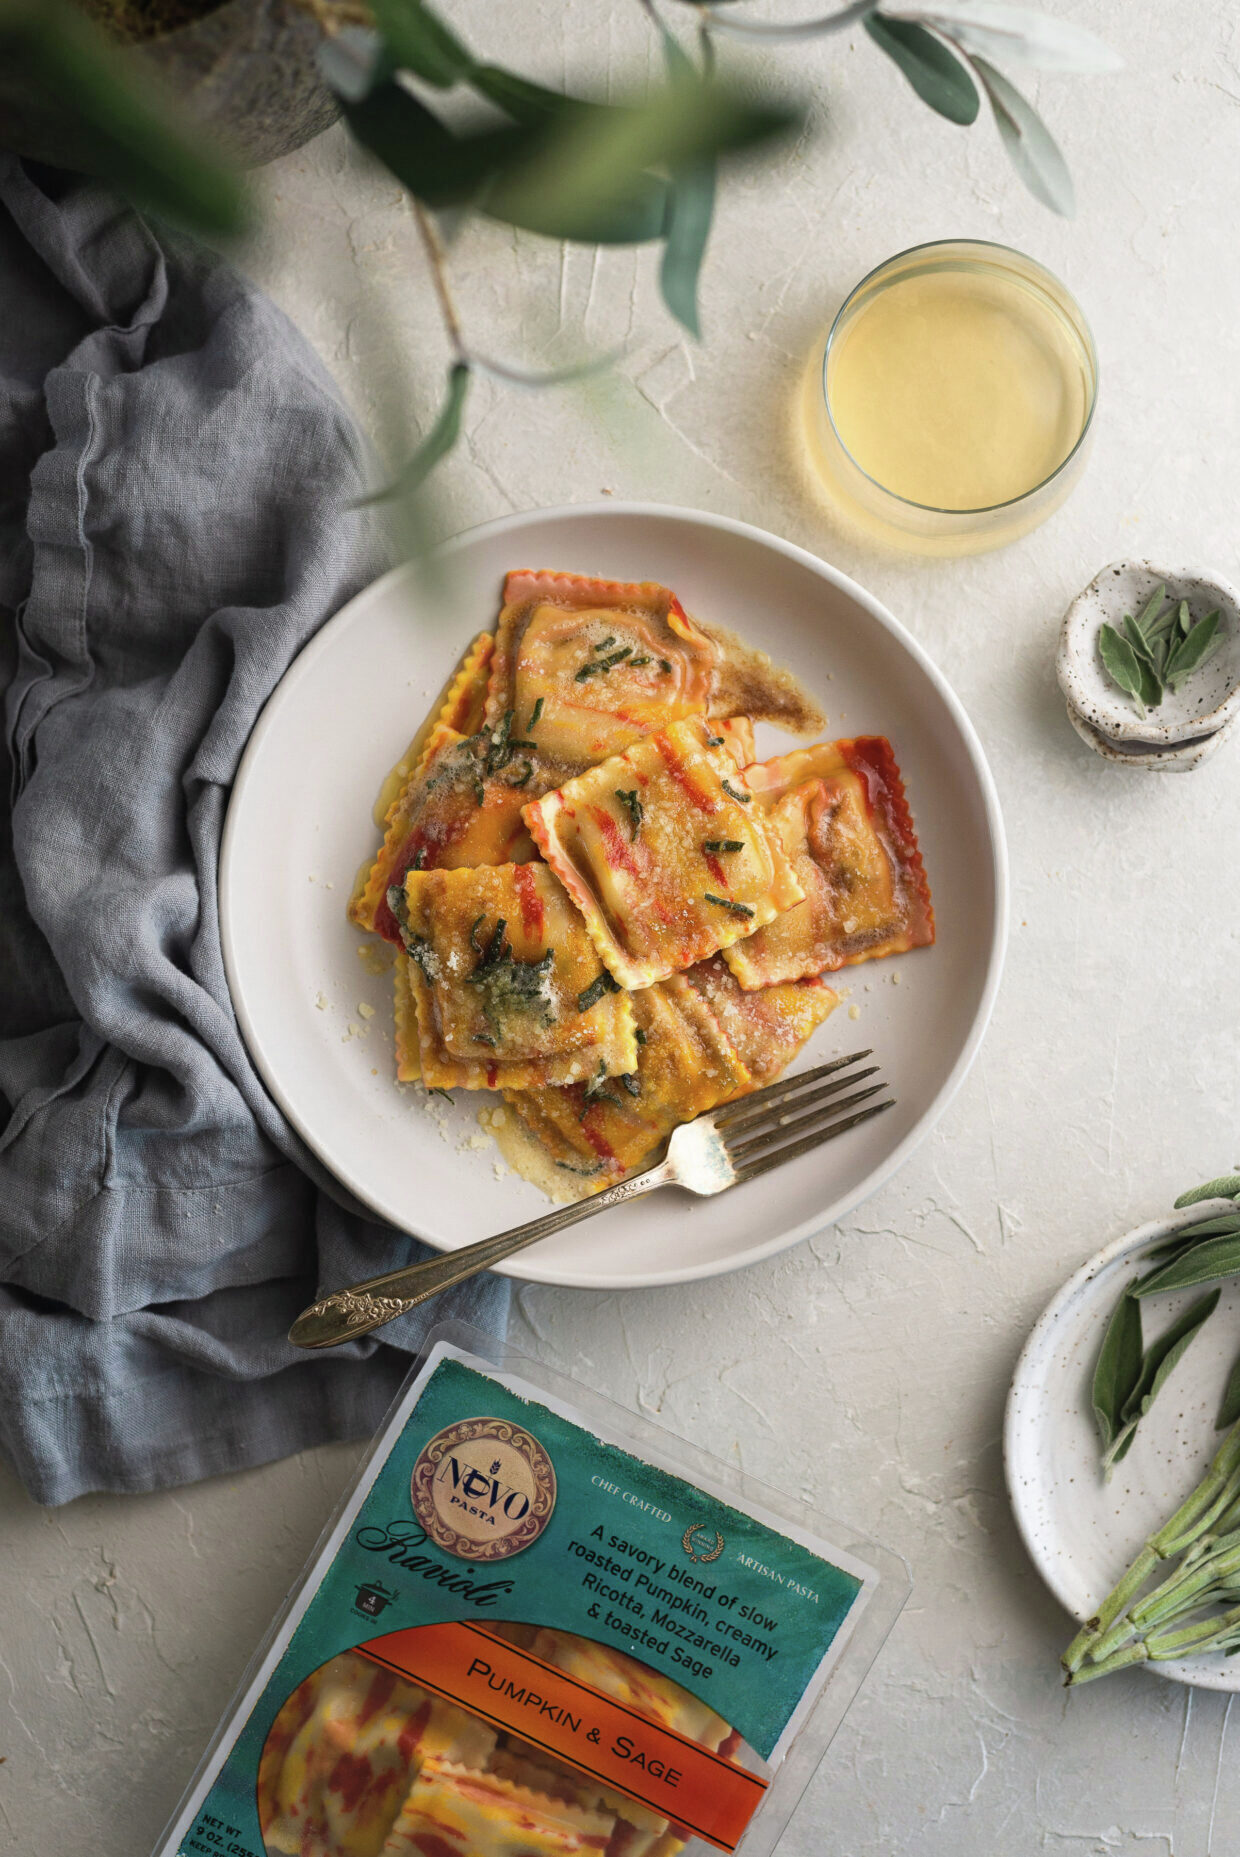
left=4, top=2, right=1240, bottom=1851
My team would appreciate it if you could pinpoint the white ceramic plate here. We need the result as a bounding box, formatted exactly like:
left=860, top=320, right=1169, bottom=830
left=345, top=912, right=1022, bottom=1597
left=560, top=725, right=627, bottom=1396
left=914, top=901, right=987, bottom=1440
left=220, top=503, right=1006, bottom=1288
left=1006, top=1202, right=1240, bottom=1690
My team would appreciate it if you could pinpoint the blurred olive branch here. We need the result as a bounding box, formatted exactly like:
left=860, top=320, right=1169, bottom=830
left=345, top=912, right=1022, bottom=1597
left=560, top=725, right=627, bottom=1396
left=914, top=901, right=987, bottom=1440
left=0, top=0, right=1119, bottom=498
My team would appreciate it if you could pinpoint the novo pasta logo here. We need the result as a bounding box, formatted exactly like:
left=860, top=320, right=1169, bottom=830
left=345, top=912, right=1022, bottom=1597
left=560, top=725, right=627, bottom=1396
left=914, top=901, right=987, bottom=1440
left=411, top=1416, right=556, bottom=1562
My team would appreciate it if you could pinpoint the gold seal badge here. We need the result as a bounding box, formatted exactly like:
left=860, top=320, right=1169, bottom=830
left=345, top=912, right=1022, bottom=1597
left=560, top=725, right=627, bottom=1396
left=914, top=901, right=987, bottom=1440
left=682, top=1522, right=725, bottom=1563
left=411, top=1416, right=556, bottom=1561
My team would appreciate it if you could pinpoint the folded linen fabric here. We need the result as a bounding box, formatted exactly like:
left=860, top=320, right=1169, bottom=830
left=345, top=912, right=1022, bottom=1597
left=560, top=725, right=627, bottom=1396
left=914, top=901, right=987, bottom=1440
left=0, top=159, right=508, bottom=1507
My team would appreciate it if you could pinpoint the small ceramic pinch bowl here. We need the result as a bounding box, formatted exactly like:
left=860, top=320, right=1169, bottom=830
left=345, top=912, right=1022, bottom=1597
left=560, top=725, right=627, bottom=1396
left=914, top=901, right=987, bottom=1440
left=1057, top=560, right=1240, bottom=771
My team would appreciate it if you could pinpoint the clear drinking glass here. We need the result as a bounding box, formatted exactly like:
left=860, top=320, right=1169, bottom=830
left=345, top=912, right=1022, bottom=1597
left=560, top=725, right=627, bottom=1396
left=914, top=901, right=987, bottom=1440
left=801, top=239, right=1098, bottom=556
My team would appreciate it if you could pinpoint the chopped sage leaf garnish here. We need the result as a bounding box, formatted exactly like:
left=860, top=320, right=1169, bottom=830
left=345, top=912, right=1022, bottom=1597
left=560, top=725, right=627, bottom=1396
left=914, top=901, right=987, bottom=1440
left=720, top=778, right=751, bottom=804
left=634, top=1026, right=647, bottom=1045
left=464, top=914, right=557, bottom=1039
left=576, top=969, right=620, bottom=1013
left=579, top=1090, right=624, bottom=1117
left=475, top=1032, right=496, bottom=1047
left=594, top=636, right=616, bottom=652
left=469, top=913, right=488, bottom=955
left=580, top=1060, right=626, bottom=1116
left=658, top=658, right=672, bottom=673
left=703, top=838, right=744, bottom=853
left=429, top=1087, right=453, bottom=1101
left=619, top=1072, right=642, bottom=1098
left=599, top=647, right=632, bottom=671
left=484, top=710, right=514, bottom=773
left=1098, top=584, right=1225, bottom=717
left=556, top=1158, right=605, bottom=1176
left=386, top=884, right=432, bottom=975
left=410, top=845, right=427, bottom=871
left=508, top=760, right=534, bottom=788
left=630, top=655, right=651, bottom=667
left=704, top=892, right=755, bottom=917
left=404, top=936, right=434, bottom=977
left=706, top=733, right=724, bottom=746
left=615, top=788, right=644, bottom=840
left=527, top=696, right=544, bottom=730
left=472, top=777, right=486, bottom=806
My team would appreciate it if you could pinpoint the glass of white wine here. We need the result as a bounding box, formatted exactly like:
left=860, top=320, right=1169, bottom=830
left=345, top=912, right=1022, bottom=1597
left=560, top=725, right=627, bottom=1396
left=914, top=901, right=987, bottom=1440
left=802, top=240, right=1097, bottom=556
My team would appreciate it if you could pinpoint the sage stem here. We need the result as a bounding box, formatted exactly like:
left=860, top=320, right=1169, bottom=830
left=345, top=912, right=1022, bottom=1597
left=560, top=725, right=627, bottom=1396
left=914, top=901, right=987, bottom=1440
left=1062, top=1420, right=1240, bottom=1675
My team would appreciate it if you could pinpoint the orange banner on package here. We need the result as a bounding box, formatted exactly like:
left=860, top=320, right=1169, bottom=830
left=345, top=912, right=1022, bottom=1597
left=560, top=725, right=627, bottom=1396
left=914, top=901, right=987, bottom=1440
left=356, top=1620, right=768, bottom=1851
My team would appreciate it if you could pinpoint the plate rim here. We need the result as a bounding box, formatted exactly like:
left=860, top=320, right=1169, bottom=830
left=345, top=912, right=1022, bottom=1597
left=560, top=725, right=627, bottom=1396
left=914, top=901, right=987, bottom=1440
left=1003, top=1197, right=1240, bottom=1690
left=219, top=499, right=1010, bottom=1288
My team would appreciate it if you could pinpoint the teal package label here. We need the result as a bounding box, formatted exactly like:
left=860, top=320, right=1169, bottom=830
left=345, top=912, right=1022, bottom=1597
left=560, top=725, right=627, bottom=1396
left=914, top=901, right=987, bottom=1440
left=168, top=1349, right=875, bottom=1857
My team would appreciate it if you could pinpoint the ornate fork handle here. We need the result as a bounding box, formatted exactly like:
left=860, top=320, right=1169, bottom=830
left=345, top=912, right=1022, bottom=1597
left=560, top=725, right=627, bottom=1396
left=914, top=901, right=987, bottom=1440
left=288, top=1163, right=669, bottom=1349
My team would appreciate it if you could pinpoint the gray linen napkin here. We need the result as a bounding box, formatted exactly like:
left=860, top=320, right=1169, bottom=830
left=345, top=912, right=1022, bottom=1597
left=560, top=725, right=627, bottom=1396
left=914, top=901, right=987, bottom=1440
left=0, top=160, right=508, bottom=1507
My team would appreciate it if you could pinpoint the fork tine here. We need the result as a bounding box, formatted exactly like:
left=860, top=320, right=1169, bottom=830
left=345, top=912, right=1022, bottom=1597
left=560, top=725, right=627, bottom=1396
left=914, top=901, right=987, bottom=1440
left=720, top=1065, right=880, bottom=1142
left=710, top=1050, right=874, bottom=1128
left=730, top=1099, right=896, bottom=1185
left=726, top=1082, right=888, bottom=1163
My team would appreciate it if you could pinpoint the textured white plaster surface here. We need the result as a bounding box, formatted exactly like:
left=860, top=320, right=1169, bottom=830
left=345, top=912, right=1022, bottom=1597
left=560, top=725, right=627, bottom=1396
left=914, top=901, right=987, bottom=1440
left=4, top=2, right=1240, bottom=1852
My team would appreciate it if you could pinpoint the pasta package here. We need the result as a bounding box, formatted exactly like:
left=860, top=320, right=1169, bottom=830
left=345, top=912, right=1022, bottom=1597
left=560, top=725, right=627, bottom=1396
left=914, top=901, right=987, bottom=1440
left=155, top=1331, right=908, bottom=1857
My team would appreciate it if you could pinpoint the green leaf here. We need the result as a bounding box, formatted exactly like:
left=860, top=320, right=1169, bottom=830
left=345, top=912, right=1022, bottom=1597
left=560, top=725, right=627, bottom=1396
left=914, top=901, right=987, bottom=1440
left=1122, top=613, right=1158, bottom=670
left=1092, top=1291, right=1143, bottom=1452
left=1165, top=609, right=1222, bottom=690
left=1120, top=1290, right=1221, bottom=1426
left=1121, top=614, right=1164, bottom=708
left=1220, top=1350, right=1240, bottom=1430
left=657, top=27, right=717, bottom=337
left=359, top=363, right=471, bottom=504
left=970, top=55, right=1074, bottom=216
left=350, top=76, right=671, bottom=243
left=919, top=4, right=1121, bottom=76
left=864, top=15, right=980, bottom=125
left=486, top=71, right=798, bottom=248
left=370, top=0, right=472, bottom=87
left=660, top=163, right=715, bottom=334
left=1108, top=1426, right=1138, bottom=1466
left=470, top=64, right=578, bottom=126
left=1133, top=584, right=1167, bottom=634
left=1135, top=1234, right=1240, bottom=1300
left=344, top=84, right=530, bottom=208
left=0, top=2, right=245, bottom=236
left=1097, top=622, right=1147, bottom=716
left=1171, top=1214, right=1240, bottom=1240
left=1175, top=1175, right=1240, bottom=1209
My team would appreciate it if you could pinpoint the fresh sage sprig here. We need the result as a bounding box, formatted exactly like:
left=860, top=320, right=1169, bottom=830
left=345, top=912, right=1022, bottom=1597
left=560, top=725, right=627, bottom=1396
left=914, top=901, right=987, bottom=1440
left=1097, top=586, right=1224, bottom=719
left=1092, top=1289, right=1220, bottom=1472
left=1090, top=1176, right=1240, bottom=1468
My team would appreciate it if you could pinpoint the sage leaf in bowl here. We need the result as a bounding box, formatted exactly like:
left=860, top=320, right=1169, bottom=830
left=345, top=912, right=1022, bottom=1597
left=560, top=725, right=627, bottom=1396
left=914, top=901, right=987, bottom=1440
left=1098, top=585, right=1223, bottom=716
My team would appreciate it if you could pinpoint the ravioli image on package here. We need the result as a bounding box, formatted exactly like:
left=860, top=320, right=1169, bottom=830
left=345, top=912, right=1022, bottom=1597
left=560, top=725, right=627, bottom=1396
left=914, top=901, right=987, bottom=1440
left=155, top=1327, right=908, bottom=1857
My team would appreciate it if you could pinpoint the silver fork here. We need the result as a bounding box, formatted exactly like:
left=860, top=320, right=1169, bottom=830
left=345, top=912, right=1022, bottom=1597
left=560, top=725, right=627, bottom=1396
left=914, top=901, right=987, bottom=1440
left=288, top=1050, right=892, bottom=1349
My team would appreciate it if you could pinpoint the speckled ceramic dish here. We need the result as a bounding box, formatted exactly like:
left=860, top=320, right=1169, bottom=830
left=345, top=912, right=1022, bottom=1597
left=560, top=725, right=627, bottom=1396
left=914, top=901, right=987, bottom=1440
left=1057, top=561, right=1240, bottom=768
left=1006, top=1202, right=1240, bottom=1691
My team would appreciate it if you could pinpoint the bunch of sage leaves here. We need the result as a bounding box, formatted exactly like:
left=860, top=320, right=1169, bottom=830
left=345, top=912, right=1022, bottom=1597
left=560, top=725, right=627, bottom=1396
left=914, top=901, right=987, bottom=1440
left=1097, top=585, right=1224, bottom=720
left=1092, top=1175, right=1240, bottom=1474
